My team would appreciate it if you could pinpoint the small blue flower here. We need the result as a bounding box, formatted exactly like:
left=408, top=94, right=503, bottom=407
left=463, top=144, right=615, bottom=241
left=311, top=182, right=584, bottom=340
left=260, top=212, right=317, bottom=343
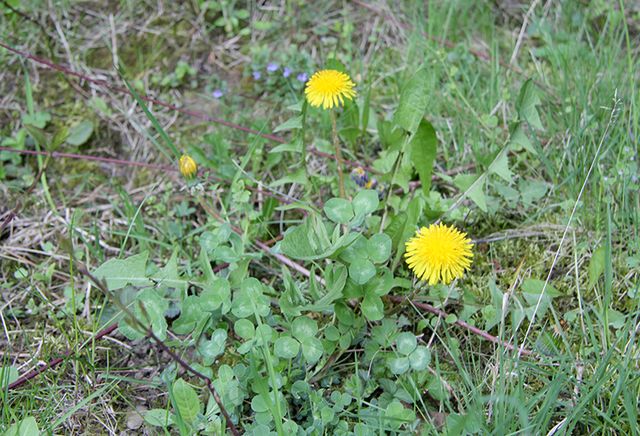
left=296, top=72, right=308, bottom=83
left=252, top=71, right=261, bottom=80
left=283, top=67, right=292, bottom=78
left=267, top=62, right=279, bottom=72
left=212, top=89, right=223, bottom=99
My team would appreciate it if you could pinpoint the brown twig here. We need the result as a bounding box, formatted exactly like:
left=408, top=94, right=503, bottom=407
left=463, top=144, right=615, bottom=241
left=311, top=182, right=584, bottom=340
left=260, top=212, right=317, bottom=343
left=7, top=323, right=118, bottom=390
left=387, top=295, right=533, bottom=356
left=77, top=266, right=240, bottom=436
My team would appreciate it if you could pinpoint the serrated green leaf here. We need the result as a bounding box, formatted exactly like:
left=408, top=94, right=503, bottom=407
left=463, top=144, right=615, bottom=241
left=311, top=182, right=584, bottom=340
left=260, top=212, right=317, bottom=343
left=454, top=174, right=487, bottom=212
left=273, top=115, right=303, bottom=133
left=489, top=151, right=513, bottom=182
left=393, top=67, right=429, bottom=133
left=136, top=288, right=169, bottom=340
left=521, top=278, right=562, bottom=297
left=510, top=123, right=535, bottom=153
left=93, top=251, right=151, bottom=291
left=516, top=79, right=543, bottom=130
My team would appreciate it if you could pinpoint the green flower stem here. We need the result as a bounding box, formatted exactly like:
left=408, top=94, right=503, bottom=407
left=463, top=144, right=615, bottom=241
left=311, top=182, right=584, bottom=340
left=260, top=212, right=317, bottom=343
left=379, top=134, right=411, bottom=233
left=330, top=110, right=346, bottom=198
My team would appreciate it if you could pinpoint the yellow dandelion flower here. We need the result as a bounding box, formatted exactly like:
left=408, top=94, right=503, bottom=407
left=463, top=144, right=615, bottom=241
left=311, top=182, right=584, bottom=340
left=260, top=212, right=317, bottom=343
left=405, top=223, right=474, bottom=285
left=179, top=154, right=197, bottom=179
left=305, top=69, right=356, bottom=110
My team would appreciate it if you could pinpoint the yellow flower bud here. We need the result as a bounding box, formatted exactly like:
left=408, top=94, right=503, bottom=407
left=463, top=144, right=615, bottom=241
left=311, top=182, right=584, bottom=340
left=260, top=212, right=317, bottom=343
left=179, top=154, right=197, bottom=179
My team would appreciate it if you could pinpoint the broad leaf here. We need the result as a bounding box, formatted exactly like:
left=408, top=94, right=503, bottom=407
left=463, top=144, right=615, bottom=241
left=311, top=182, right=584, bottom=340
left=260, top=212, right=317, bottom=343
left=172, top=378, right=200, bottom=423
left=516, top=79, right=543, bottom=130
left=66, top=120, right=94, bottom=146
left=409, top=119, right=438, bottom=193
left=454, top=174, right=487, bottom=212
left=93, top=252, right=151, bottom=291
left=393, top=67, right=429, bottom=133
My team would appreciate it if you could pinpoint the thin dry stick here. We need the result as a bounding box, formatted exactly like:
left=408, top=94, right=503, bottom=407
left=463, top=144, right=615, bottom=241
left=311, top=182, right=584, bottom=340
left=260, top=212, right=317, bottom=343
left=7, top=323, right=118, bottom=390
left=509, top=0, right=541, bottom=66
left=78, top=267, right=240, bottom=436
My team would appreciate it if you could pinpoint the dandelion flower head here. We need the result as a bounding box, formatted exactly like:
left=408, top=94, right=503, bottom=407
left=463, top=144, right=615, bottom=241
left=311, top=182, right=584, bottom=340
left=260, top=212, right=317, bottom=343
left=179, top=154, right=197, bottom=179
left=405, top=223, right=473, bottom=285
left=305, top=69, right=356, bottom=110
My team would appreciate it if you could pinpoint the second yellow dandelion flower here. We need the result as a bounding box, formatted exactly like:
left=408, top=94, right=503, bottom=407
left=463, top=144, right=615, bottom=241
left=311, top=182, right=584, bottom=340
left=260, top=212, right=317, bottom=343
left=405, top=223, right=473, bottom=285
left=305, top=69, right=356, bottom=110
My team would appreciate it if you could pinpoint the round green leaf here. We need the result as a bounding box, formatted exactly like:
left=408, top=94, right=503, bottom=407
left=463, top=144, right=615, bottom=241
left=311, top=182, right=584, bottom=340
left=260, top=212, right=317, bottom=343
left=255, top=324, right=273, bottom=346
left=292, top=316, right=318, bottom=340
left=388, top=356, right=410, bottom=374
left=324, top=325, right=340, bottom=341
left=352, top=190, right=379, bottom=216
left=323, top=198, right=354, bottom=224
left=445, top=314, right=458, bottom=324
left=339, top=234, right=367, bottom=264
left=199, top=231, right=219, bottom=252
left=349, top=258, right=376, bottom=285
left=409, top=346, right=431, bottom=371
left=385, top=399, right=416, bottom=430
left=361, top=293, right=384, bottom=321
left=232, top=278, right=270, bottom=318
left=367, top=233, right=392, bottom=263
left=396, top=332, right=417, bottom=355
left=274, top=336, right=300, bottom=359
left=217, top=364, right=234, bottom=383
left=198, top=329, right=227, bottom=365
left=301, top=337, right=323, bottom=364
left=250, top=394, right=269, bottom=413
left=234, top=319, right=255, bottom=340
left=335, top=302, right=355, bottom=326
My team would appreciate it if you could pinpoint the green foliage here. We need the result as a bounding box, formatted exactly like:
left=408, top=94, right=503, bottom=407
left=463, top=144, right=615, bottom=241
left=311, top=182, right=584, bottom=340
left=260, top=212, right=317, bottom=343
left=3, top=416, right=39, bottom=436
left=3, top=2, right=639, bottom=435
left=393, top=67, right=429, bottom=133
